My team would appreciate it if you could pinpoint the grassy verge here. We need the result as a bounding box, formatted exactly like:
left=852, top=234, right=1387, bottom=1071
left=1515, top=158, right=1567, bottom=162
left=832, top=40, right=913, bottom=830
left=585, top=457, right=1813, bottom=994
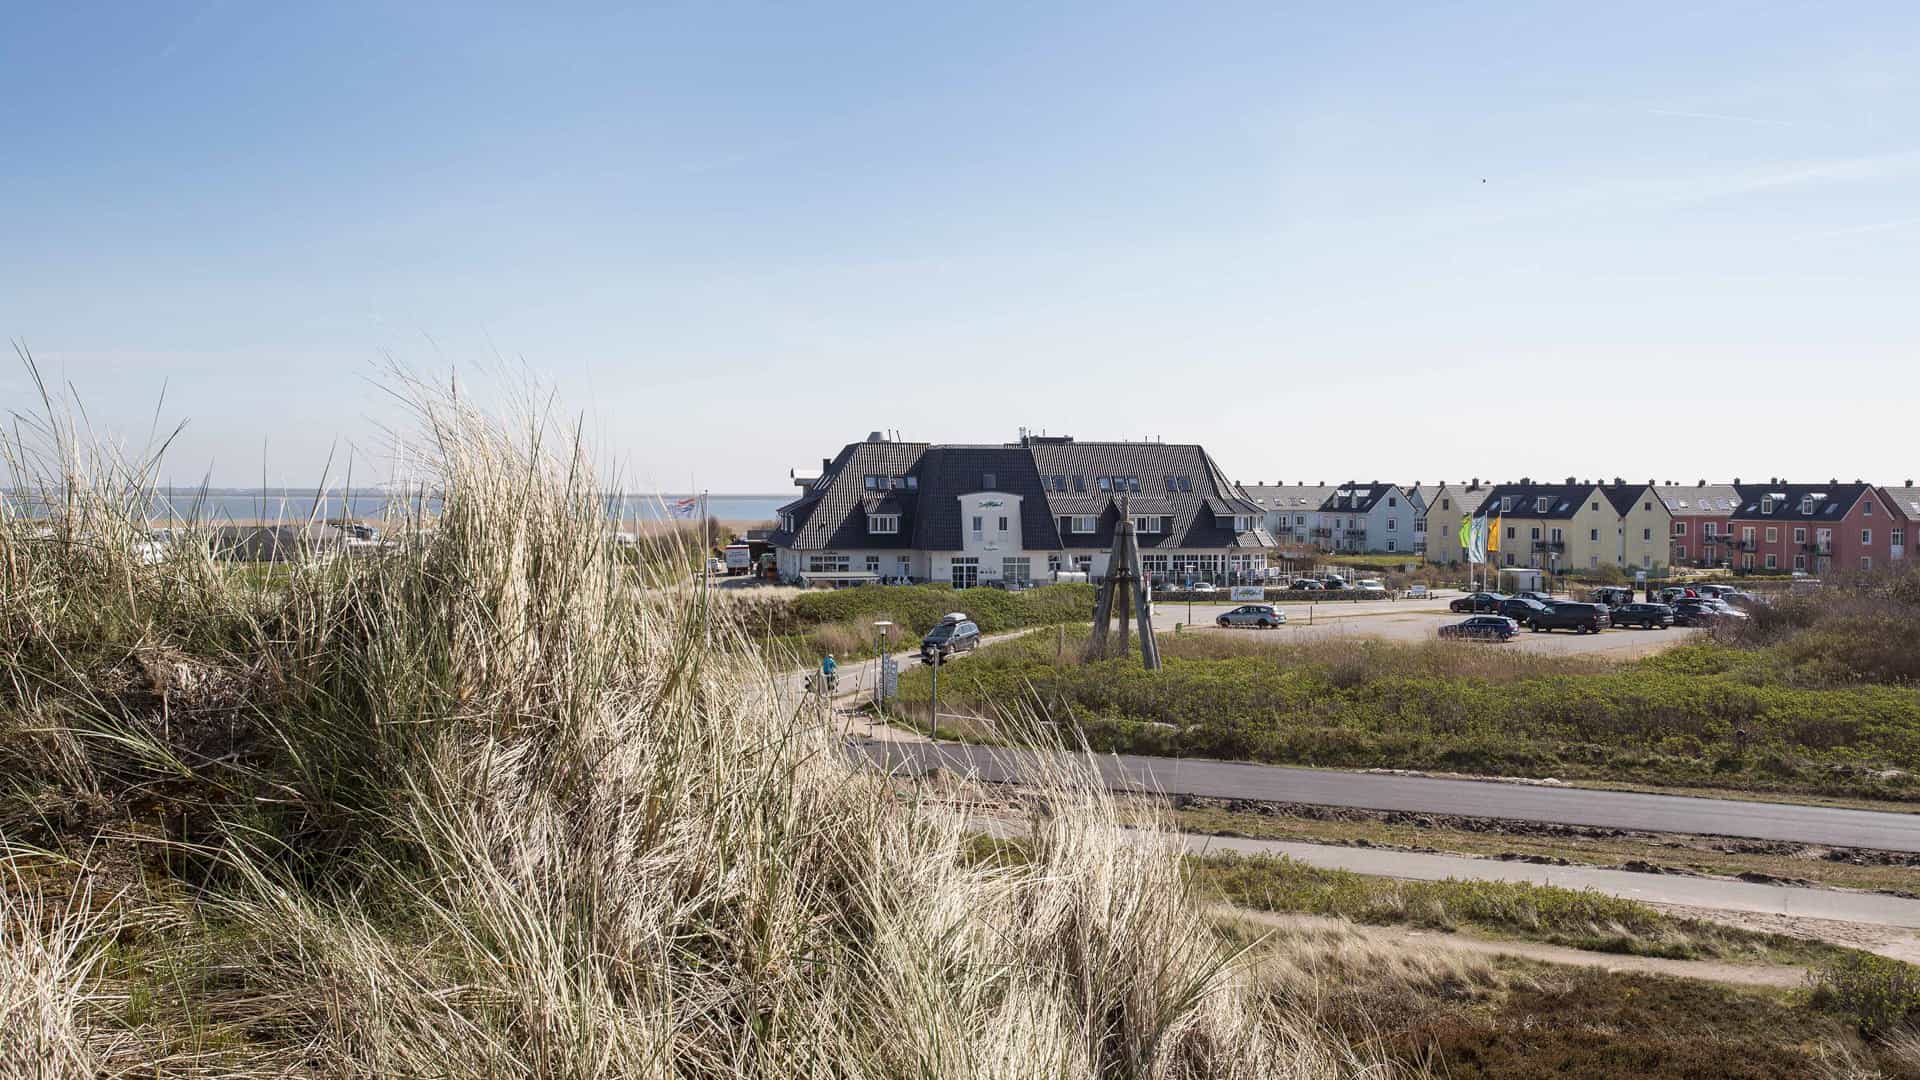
left=1167, top=801, right=1920, bottom=895
left=892, top=628, right=1920, bottom=801
left=1194, top=853, right=1851, bottom=965
left=739, top=581, right=1094, bottom=660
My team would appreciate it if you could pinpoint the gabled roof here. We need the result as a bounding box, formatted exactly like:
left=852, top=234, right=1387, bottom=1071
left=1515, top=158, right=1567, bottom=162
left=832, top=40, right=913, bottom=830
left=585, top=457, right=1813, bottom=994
left=1024, top=439, right=1265, bottom=550
left=771, top=439, right=929, bottom=550
left=1880, top=486, right=1920, bottom=523
left=775, top=435, right=1273, bottom=553
left=1600, top=484, right=1658, bottom=518
left=1239, top=483, right=1339, bottom=514
left=1731, top=482, right=1878, bottom=523
left=1476, top=483, right=1600, bottom=521
left=1422, top=485, right=1490, bottom=518
left=1655, top=483, right=1741, bottom=516
left=1316, top=482, right=1404, bottom=515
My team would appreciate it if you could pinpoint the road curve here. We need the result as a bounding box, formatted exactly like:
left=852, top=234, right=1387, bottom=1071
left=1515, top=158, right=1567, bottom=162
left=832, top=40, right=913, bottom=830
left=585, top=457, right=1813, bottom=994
left=862, top=742, right=1920, bottom=853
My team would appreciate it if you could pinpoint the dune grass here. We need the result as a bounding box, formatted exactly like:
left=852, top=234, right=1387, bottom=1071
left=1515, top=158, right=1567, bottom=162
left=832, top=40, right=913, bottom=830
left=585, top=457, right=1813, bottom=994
left=1, top=364, right=1413, bottom=1078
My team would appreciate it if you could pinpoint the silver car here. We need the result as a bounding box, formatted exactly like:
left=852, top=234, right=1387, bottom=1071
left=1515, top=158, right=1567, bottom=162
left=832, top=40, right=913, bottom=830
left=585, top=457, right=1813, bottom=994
left=1216, top=603, right=1286, bottom=629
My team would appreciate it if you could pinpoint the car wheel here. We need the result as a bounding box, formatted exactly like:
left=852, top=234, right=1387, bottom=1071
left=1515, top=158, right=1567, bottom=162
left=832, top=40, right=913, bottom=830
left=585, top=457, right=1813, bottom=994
left=1217, top=618, right=1229, bottom=627
left=1259, top=620, right=1273, bottom=628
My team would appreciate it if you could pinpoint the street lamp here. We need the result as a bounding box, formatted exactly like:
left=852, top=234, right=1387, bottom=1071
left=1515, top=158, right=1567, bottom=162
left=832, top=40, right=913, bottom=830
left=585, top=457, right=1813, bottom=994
left=872, top=620, right=893, bottom=712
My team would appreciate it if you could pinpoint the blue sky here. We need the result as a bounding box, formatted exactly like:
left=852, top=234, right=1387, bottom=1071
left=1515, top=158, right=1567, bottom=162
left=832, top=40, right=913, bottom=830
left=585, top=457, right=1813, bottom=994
left=4, top=2, right=1918, bottom=491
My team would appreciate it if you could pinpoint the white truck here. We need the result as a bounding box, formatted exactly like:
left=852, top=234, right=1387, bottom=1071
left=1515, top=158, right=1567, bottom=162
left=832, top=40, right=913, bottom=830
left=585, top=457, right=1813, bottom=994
left=723, top=543, right=754, bottom=575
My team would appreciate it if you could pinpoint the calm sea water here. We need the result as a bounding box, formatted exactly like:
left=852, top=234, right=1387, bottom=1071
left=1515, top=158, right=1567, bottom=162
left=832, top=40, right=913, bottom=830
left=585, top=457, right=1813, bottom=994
left=6, top=490, right=790, bottom=524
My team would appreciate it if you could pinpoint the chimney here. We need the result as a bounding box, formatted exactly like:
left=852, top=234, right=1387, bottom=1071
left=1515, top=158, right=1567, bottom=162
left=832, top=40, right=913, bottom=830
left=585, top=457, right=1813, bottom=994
left=1697, top=479, right=1704, bottom=486
left=1734, top=477, right=1742, bottom=485
left=1471, top=477, right=1480, bottom=488
left=1565, top=475, right=1576, bottom=485
left=822, top=458, right=832, bottom=472
left=1908, top=479, right=1914, bottom=487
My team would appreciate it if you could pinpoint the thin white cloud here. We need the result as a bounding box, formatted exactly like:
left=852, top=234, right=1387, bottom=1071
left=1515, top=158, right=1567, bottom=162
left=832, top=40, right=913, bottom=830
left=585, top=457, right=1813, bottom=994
left=1647, top=108, right=1789, bottom=127
left=1800, top=216, right=1920, bottom=240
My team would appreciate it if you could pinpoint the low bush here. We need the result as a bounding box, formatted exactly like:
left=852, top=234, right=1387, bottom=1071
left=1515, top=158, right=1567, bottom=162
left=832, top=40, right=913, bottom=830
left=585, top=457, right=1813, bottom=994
left=1810, top=952, right=1920, bottom=1037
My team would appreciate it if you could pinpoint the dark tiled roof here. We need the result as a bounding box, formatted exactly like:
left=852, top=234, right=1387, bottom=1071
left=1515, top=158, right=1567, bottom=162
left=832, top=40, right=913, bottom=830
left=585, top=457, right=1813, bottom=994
left=1655, top=484, right=1741, bottom=516
left=1027, top=440, right=1266, bottom=550
left=1881, top=486, right=1920, bottom=523
left=1601, top=484, right=1655, bottom=518
left=1730, top=483, right=1877, bottom=523
left=1477, top=483, right=1598, bottom=520
left=1317, top=482, right=1403, bottom=514
left=1240, top=483, right=1339, bottom=512
left=908, top=446, right=1056, bottom=551
left=768, top=440, right=929, bottom=549
left=776, top=436, right=1273, bottom=553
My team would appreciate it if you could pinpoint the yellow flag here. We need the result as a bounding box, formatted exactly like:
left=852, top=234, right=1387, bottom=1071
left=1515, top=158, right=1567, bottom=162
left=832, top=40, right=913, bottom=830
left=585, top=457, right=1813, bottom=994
left=1487, top=515, right=1502, bottom=553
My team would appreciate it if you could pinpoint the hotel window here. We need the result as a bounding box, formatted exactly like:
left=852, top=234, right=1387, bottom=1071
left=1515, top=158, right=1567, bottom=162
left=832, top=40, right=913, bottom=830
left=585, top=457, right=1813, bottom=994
left=1642, top=528, right=1651, bottom=540
left=1761, top=497, right=1774, bottom=514
left=806, top=554, right=850, bottom=573
left=1794, top=527, right=1807, bottom=543
left=865, top=555, right=880, bottom=572
left=1165, top=476, right=1178, bottom=492
left=971, top=516, right=983, bottom=536
left=1587, top=528, right=1597, bottom=541
left=1500, top=497, right=1512, bottom=513
left=1387, top=518, right=1397, bottom=531
left=905, top=476, right=918, bottom=490
left=1072, top=476, right=1086, bottom=493
left=1098, top=477, right=1112, bottom=492
left=998, top=516, right=1009, bottom=532
left=1177, top=477, right=1192, bottom=492
left=1070, top=516, right=1097, bottom=533
left=1002, top=557, right=1031, bottom=584
left=868, top=514, right=899, bottom=534
left=1133, top=516, right=1159, bottom=533
left=1535, top=497, right=1550, bottom=512
left=1052, top=475, right=1067, bottom=492
left=1505, top=526, right=1515, bottom=540
left=1765, top=527, right=1777, bottom=542
left=863, top=476, right=880, bottom=490
left=1386, top=540, right=1397, bottom=552
left=1128, top=476, right=1141, bottom=492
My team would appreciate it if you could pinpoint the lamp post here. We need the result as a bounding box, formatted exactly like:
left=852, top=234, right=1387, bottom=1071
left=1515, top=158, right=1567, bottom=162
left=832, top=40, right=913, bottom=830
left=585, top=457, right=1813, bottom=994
left=872, top=620, right=892, bottom=711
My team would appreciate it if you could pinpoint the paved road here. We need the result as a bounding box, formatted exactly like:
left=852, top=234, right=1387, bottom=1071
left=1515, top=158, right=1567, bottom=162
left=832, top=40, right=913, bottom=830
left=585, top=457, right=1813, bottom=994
left=1181, top=833, right=1920, bottom=929
left=868, top=742, right=1920, bottom=853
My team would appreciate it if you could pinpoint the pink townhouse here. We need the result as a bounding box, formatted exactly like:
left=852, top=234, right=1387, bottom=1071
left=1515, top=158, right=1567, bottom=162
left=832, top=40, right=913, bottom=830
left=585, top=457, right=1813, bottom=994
left=1654, top=482, right=1738, bottom=568
left=1728, top=481, right=1901, bottom=575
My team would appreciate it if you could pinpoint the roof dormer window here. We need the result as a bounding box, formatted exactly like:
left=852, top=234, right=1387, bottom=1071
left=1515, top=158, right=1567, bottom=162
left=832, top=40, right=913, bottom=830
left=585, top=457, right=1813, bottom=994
left=1761, top=497, right=1773, bottom=514
left=868, top=514, right=899, bottom=535
left=1801, top=495, right=1816, bottom=515
left=1535, top=497, right=1550, bottom=513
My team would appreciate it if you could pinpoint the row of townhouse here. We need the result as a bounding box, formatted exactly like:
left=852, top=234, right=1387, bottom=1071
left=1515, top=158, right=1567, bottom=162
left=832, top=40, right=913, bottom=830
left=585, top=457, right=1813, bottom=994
left=1659, top=479, right=1920, bottom=574
left=1454, top=479, right=1672, bottom=573
left=770, top=431, right=1275, bottom=588
left=1238, top=480, right=1438, bottom=556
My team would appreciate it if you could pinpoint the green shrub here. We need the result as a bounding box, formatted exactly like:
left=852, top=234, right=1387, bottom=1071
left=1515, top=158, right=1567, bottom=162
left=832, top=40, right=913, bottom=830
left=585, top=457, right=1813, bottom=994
left=1810, top=952, right=1920, bottom=1037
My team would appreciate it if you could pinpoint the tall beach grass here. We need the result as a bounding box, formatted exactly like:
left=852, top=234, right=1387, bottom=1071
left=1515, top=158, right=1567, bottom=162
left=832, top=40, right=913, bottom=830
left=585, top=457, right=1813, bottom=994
left=1, top=367, right=1407, bottom=1077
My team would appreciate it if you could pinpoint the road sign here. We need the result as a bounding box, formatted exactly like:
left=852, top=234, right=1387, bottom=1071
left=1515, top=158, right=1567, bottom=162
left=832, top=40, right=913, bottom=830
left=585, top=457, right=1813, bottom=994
left=878, top=657, right=899, bottom=701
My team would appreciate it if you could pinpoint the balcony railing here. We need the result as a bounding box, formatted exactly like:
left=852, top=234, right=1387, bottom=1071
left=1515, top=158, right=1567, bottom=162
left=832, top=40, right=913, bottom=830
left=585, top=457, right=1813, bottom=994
left=1802, top=542, right=1832, bottom=554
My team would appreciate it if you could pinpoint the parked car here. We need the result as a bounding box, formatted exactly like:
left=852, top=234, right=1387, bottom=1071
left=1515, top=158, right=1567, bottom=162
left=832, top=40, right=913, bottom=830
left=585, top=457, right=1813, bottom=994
left=1439, top=615, right=1519, bottom=641
left=1449, top=591, right=1511, bottom=613
left=1693, top=584, right=1736, bottom=599
left=1290, top=578, right=1324, bottom=591
left=1528, top=602, right=1611, bottom=633
left=1217, top=604, right=1286, bottom=629
left=920, top=614, right=981, bottom=661
left=1670, top=599, right=1732, bottom=627
left=1321, top=575, right=1349, bottom=590
left=1586, top=586, right=1634, bottom=608
left=1721, top=590, right=1764, bottom=608
left=1355, top=578, right=1386, bottom=592
left=1498, top=597, right=1551, bottom=625
left=1610, top=602, right=1675, bottom=629
left=1516, top=590, right=1556, bottom=604
left=1405, top=584, right=1430, bottom=599
left=1187, top=582, right=1219, bottom=596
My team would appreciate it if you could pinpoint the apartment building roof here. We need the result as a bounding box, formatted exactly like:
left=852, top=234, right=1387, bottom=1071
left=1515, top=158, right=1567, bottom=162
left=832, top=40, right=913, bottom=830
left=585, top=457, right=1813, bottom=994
left=1655, top=482, right=1742, bottom=516
left=1238, top=483, right=1339, bottom=514
left=1880, top=484, right=1920, bottom=523
left=1730, top=482, right=1880, bottom=524
left=772, top=434, right=1272, bottom=552
left=1316, top=481, right=1404, bottom=515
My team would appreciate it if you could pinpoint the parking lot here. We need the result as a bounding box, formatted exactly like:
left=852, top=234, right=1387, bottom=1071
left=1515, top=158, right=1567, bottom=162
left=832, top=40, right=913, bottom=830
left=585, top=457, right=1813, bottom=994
left=1156, top=591, right=1703, bottom=659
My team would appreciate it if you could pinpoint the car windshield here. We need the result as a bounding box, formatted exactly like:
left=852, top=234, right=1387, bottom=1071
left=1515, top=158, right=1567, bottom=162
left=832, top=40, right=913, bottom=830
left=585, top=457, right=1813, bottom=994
left=924, top=625, right=954, bottom=641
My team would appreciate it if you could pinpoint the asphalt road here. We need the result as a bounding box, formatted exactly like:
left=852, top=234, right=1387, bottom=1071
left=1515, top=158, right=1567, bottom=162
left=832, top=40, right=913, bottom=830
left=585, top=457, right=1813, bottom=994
left=868, top=742, right=1920, bottom=853
left=1179, top=833, right=1920, bottom=929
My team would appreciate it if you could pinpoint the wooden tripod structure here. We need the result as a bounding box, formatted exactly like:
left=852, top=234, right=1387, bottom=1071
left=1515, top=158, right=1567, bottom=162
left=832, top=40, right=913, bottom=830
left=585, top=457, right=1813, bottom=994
left=1086, top=495, right=1161, bottom=669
